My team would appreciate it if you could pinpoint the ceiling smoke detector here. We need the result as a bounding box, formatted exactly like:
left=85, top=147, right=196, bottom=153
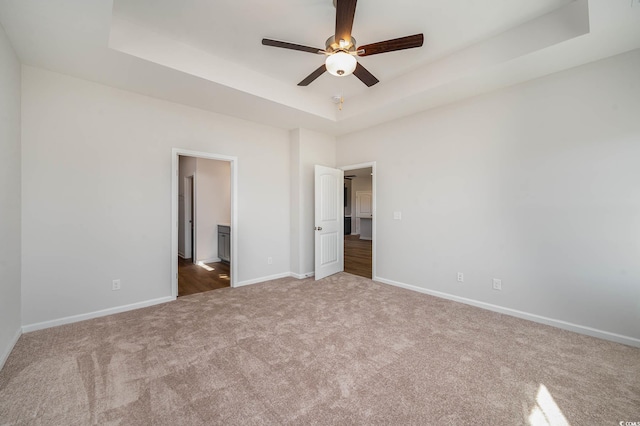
left=331, top=95, right=345, bottom=110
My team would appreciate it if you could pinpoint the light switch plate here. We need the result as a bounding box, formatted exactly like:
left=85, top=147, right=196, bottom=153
left=393, top=211, right=402, bottom=220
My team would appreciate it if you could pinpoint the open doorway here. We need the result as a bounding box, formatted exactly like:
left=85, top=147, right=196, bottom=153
left=342, top=163, right=375, bottom=279
left=177, top=155, right=231, bottom=296
left=171, top=149, right=238, bottom=298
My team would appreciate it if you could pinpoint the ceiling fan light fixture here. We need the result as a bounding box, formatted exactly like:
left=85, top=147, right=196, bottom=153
left=326, top=51, right=357, bottom=77
left=262, top=1, right=424, bottom=87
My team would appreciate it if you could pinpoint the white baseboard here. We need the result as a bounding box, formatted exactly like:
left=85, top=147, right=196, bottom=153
left=0, top=327, right=22, bottom=371
left=374, top=276, right=640, bottom=348
left=235, top=272, right=295, bottom=288
left=178, top=251, right=185, bottom=259
left=22, top=296, right=175, bottom=333
left=197, top=257, right=221, bottom=264
left=290, top=272, right=315, bottom=279
left=235, top=271, right=314, bottom=286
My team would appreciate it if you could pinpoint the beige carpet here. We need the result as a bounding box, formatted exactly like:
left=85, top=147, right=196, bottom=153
left=1, top=273, right=638, bottom=425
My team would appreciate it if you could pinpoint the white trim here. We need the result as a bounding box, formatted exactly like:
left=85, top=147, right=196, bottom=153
left=198, top=257, right=221, bottom=264
left=340, top=162, right=376, bottom=279
left=236, top=272, right=293, bottom=287
left=0, top=327, right=22, bottom=370
left=290, top=271, right=315, bottom=279
left=237, top=271, right=314, bottom=285
left=178, top=251, right=186, bottom=259
left=375, top=276, right=640, bottom=348
left=190, top=174, right=197, bottom=263
left=22, top=296, right=175, bottom=333
left=172, top=149, right=238, bottom=298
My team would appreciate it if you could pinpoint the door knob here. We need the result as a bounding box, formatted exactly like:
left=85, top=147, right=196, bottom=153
left=315, top=226, right=323, bottom=231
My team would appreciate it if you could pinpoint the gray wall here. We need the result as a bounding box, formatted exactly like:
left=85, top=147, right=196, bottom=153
left=20, top=66, right=291, bottom=327
left=0, top=22, right=22, bottom=368
left=289, top=129, right=336, bottom=277
left=337, top=49, right=640, bottom=344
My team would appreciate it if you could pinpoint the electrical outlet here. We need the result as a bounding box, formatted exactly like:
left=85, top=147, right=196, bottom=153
left=492, top=278, right=502, bottom=291
left=267, top=257, right=273, bottom=265
left=112, top=279, right=121, bottom=291
left=457, top=272, right=464, bottom=282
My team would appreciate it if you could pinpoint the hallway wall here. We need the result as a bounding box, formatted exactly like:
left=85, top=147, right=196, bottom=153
left=195, top=158, right=231, bottom=263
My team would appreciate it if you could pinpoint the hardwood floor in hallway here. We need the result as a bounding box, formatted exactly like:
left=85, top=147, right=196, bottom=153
left=344, top=234, right=372, bottom=279
left=178, top=257, right=230, bottom=297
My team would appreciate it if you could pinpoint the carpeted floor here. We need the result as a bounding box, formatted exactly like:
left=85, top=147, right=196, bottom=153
left=1, top=273, right=638, bottom=425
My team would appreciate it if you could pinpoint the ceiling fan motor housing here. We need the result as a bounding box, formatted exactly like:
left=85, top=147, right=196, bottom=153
left=325, top=35, right=356, bottom=54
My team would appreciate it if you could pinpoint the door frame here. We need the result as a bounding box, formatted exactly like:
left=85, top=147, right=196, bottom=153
left=340, top=162, right=376, bottom=280
left=171, top=148, right=238, bottom=298
left=184, top=174, right=195, bottom=261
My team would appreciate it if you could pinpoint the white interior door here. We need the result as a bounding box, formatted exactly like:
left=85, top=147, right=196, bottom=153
left=356, top=191, right=372, bottom=217
left=314, top=165, right=344, bottom=280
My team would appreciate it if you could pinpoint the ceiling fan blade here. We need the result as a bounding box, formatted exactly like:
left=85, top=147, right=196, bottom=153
left=357, top=34, right=424, bottom=57
left=298, top=64, right=327, bottom=86
left=335, top=0, right=357, bottom=44
left=353, top=63, right=379, bottom=87
left=262, top=38, right=324, bottom=54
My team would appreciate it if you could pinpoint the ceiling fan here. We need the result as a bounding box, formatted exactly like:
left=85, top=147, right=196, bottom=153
left=261, top=0, right=424, bottom=87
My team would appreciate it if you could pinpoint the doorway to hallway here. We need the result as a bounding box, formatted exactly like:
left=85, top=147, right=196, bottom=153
left=177, top=155, right=232, bottom=297
left=171, top=149, right=238, bottom=299
left=342, top=163, right=375, bottom=280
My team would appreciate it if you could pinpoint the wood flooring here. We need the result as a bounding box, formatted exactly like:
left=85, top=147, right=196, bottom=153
left=344, top=234, right=372, bottom=279
left=178, top=257, right=230, bottom=297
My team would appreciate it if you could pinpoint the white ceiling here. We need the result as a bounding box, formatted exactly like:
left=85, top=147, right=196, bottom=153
left=112, top=0, right=571, bottom=98
left=1, top=0, right=639, bottom=135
